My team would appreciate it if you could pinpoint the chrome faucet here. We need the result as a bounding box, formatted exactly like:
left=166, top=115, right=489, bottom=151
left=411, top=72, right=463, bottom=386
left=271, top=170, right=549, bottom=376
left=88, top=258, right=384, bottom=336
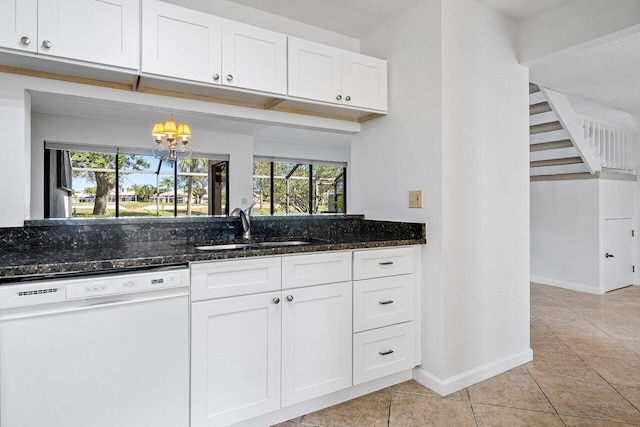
left=230, top=201, right=256, bottom=240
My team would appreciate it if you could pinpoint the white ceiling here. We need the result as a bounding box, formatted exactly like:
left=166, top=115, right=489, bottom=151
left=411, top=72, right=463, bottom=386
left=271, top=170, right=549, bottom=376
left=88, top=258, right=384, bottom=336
left=529, top=31, right=640, bottom=114
left=475, top=0, right=571, bottom=21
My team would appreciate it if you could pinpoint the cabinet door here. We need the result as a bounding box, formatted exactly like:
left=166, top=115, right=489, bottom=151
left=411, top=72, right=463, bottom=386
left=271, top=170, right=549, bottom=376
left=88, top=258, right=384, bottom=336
left=281, top=281, right=352, bottom=406
left=37, top=0, right=139, bottom=69
left=221, top=19, right=287, bottom=95
left=0, top=0, right=36, bottom=52
left=341, top=50, right=387, bottom=111
left=142, top=0, right=222, bottom=84
left=288, top=36, right=342, bottom=104
left=191, top=292, right=281, bottom=427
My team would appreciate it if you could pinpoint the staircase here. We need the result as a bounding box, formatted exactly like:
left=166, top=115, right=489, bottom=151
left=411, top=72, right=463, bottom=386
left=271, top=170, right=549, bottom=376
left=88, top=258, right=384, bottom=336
left=529, top=84, right=592, bottom=181
left=529, top=84, right=635, bottom=181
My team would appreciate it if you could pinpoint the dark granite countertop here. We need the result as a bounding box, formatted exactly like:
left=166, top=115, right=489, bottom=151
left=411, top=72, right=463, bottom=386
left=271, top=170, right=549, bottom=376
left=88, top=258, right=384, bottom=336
left=0, top=215, right=426, bottom=283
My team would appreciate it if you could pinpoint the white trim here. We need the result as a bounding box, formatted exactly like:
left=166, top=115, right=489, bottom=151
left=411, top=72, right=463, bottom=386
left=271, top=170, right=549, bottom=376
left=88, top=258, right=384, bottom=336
left=412, top=348, right=533, bottom=397
left=529, top=129, right=570, bottom=144
left=529, top=111, right=558, bottom=126
left=530, top=275, right=602, bottom=295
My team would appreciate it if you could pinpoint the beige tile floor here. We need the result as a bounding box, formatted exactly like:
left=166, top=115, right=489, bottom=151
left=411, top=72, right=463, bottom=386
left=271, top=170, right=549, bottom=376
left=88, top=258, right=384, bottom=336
left=273, top=283, right=640, bottom=427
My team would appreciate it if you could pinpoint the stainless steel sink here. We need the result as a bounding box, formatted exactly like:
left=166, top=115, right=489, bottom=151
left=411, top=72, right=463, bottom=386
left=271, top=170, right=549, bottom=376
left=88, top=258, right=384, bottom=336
left=194, top=243, right=255, bottom=251
left=254, top=241, right=310, bottom=248
left=194, top=241, right=310, bottom=251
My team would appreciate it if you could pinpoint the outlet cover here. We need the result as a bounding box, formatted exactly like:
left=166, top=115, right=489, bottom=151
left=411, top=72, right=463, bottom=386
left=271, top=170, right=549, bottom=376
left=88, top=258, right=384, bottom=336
left=241, top=198, right=248, bottom=205
left=409, top=190, right=423, bottom=208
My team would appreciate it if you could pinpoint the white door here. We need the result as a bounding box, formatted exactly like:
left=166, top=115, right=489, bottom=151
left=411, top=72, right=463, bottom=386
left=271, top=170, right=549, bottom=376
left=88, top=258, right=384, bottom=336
left=288, top=36, right=342, bottom=104
left=603, top=218, right=633, bottom=292
left=0, top=0, right=36, bottom=52
left=341, top=50, right=388, bottom=111
left=142, top=0, right=221, bottom=83
left=221, top=19, right=287, bottom=95
left=191, top=292, right=281, bottom=427
left=281, top=281, right=352, bottom=407
left=37, top=0, right=139, bottom=69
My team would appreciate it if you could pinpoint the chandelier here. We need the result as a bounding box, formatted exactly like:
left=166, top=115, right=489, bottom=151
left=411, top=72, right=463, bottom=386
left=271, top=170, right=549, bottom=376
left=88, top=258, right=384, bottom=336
left=151, top=116, right=192, bottom=161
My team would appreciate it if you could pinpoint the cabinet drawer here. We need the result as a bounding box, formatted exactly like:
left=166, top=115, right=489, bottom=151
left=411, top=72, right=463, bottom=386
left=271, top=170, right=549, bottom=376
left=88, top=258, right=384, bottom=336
left=353, top=247, right=414, bottom=280
left=191, top=257, right=281, bottom=301
left=353, top=322, right=415, bottom=385
left=353, top=275, right=414, bottom=332
left=282, top=251, right=352, bottom=289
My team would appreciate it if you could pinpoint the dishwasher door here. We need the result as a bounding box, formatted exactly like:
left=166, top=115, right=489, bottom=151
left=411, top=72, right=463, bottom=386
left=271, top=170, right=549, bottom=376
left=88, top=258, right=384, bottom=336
left=0, top=291, right=190, bottom=427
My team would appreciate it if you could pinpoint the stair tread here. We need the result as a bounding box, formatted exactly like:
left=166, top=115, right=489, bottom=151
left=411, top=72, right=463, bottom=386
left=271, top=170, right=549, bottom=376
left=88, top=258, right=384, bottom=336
left=531, top=173, right=594, bottom=182
left=530, top=157, right=583, bottom=167
left=530, top=102, right=552, bottom=115
left=530, top=121, right=563, bottom=134
left=530, top=140, right=573, bottom=152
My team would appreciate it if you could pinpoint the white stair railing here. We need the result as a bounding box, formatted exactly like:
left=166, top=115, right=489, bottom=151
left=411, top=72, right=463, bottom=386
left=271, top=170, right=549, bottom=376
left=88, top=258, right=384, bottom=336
left=583, top=118, right=635, bottom=170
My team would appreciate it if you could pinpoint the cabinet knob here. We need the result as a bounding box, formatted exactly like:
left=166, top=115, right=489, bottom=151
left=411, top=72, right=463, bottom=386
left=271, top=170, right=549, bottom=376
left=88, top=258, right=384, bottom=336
left=345, top=96, right=351, bottom=101
left=42, top=40, right=52, bottom=49
left=213, top=74, right=220, bottom=81
left=286, top=295, right=294, bottom=302
left=272, top=297, right=280, bottom=304
left=336, top=95, right=342, bottom=100
left=20, top=36, right=31, bottom=46
left=226, top=74, right=233, bottom=82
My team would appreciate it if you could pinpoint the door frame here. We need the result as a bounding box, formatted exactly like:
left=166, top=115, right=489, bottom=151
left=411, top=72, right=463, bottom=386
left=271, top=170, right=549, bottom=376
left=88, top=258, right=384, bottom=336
left=599, top=212, right=635, bottom=293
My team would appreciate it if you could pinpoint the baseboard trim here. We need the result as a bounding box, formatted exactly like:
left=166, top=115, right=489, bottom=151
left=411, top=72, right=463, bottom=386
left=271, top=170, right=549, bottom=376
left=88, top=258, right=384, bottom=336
left=531, top=276, right=602, bottom=295
left=412, top=348, right=533, bottom=396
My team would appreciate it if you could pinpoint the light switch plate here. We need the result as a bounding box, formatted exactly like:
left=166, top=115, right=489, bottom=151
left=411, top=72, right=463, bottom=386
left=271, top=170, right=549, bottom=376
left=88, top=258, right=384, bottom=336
left=409, top=190, right=423, bottom=208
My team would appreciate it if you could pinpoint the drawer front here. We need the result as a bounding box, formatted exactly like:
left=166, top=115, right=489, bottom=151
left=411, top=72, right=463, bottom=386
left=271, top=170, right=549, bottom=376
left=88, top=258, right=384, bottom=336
left=353, top=322, right=415, bottom=385
left=353, top=274, right=414, bottom=332
left=353, top=247, right=414, bottom=280
left=191, top=257, right=281, bottom=301
left=282, top=251, right=352, bottom=289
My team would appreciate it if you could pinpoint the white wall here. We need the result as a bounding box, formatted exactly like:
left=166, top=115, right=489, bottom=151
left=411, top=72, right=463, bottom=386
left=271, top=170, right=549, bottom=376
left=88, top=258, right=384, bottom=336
left=519, top=0, right=640, bottom=64
left=438, top=0, right=530, bottom=389
left=351, top=0, right=530, bottom=394
left=162, top=0, right=359, bottom=52
left=531, top=179, right=601, bottom=293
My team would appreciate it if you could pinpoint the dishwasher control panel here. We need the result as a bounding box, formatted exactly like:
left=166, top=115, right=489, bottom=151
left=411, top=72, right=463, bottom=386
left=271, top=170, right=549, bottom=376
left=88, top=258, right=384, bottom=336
left=0, top=268, right=189, bottom=309
left=65, top=270, right=186, bottom=300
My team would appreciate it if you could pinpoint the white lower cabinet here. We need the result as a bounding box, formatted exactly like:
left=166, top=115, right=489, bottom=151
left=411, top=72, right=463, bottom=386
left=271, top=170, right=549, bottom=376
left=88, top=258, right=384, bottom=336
left=281, top=281, right=352, bottom=406
left=191, top=292, right=282, bottom=427
left=190, top=254, right=353, bottom=426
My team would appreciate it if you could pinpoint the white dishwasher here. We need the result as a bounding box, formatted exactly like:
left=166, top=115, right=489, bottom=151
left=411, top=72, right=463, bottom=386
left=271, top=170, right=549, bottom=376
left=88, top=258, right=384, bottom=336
left=0, top=266, right=190, bottom=427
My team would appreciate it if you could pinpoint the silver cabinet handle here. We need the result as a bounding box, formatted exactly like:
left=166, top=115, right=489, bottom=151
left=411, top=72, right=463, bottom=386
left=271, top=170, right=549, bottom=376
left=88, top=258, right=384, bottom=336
left=272, top=297, right=280, bottom=304
left=42, top=40, right=52, bottom=49
left=379, top=349, right=394, bottom=356
left=336, top=95, right=342, bottom=100
left=379, top=300, right=394, bottom=305
left=286, top=295, right=294, bottom=302
left=345, top=96, right=351, bottom=101
left=20, top=36, right=31, bottom=46
left=379, top=261, right=394, bottom=266
left=213, top=74, right=220, bottom=81
left=226, top=74, right=233, bottom=82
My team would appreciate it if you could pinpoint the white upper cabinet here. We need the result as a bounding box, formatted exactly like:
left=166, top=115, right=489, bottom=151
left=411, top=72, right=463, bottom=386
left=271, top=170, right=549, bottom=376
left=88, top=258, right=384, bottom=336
left=142, top=0, right=222, bottom=84
left=221, top=19, right=287, bottom=94
left=0, top=0, right=37, bottom=53
left=142, top=1, right=287, bottom=95
left=37, top=0, right=140, bottom=69
left=288, top=36, right=388, bottom=111
left=287, top=37, right=342, bottom=105
left=342, top=50, right=388, bottom=111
